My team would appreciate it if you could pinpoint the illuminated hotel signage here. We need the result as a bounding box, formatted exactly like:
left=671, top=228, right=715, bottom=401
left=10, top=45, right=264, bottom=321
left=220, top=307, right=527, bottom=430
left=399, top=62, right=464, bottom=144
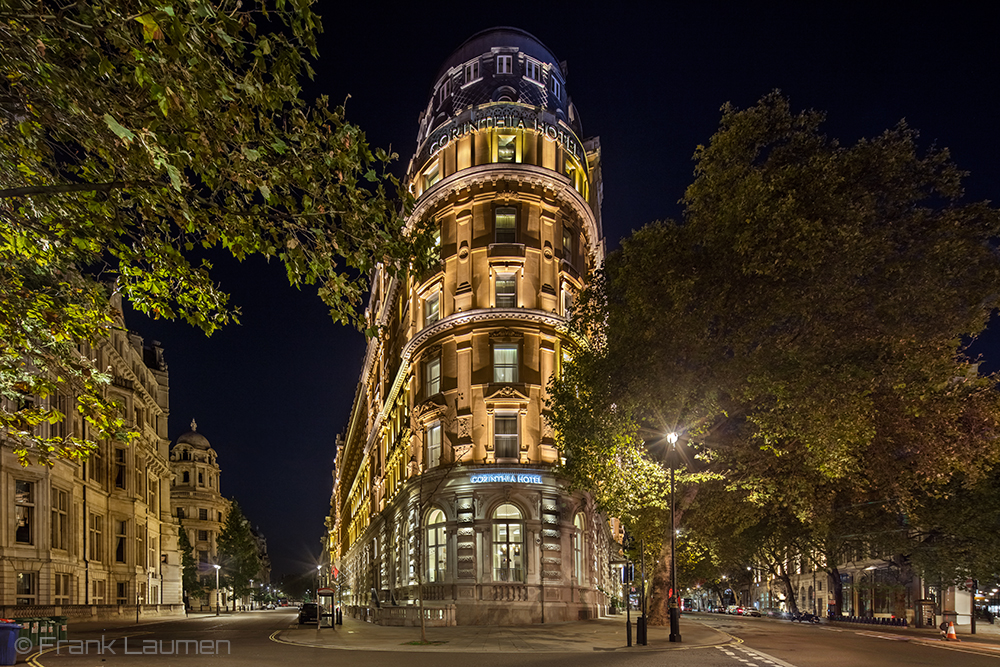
left=470, top=471, right=543, bottom=485
left=428, top=104, right=583, bottom=160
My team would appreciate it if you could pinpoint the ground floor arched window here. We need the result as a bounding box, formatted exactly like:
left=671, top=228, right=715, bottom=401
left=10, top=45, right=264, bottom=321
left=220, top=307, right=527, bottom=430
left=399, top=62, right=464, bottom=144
left=427, top=508, right=447, bottom=582
left=492, top=503, right=523, bottom=582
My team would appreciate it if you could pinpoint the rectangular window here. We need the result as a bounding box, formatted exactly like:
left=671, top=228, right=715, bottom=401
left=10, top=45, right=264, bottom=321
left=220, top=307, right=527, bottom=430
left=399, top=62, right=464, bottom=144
left=149, top=535, right=156, bottom=569
left=177, top=507, right=185, bottom=520
left=427, top=423, right=442, bottom=468
left=562, top=286, right=575, bottom=318
left=89, top=445, right=105, bottom=485
left=115, top=520, right=127, bottom=563
left=464, top=60, right=480, bottom=84
left=423, top=160, right=441, bottom=190
left=52, top=487, right=69, bottom=550
left=437, top=76, right=451, bottom=104
left=493, top=343, right=518, bottom=383
left=496, top=274, right=516, bottom=308
left=199, top=508, right=208, bottom=521
left=497, top=134, right=515, bottom=163
left=562, top=227, right=573, bottom=261
left=494, top=413, right=519, bottom=459
left=92, top=579, right=105, bottom=605
left=424, top=292, right=440, bottom=327
left=116, top=581, right=128, bottom=605
left=198, top=529, right=209, bottom=542
left=15, top=480, right=33, bottom=544
left=425, top=356, right=441, bottom=396
left=136, top=524, right=146, bottom=569
left=54, top=573, right=71, bottom=605
left=16, top=572, right=36, bottom=605
left=550, top=76, right=562, bottom=99
left=114, top=448, right=127, bottom=489
left=148, top=479, right=157, bottom=513
left=88, top=513, right=103, bottom=562
left=525, top=58, right=541, bottom=82
left=496, top=55, right=512, bottom=75
left=495, top=207, right=516, bottom=243
left=198, top=550, right=209, bottom=564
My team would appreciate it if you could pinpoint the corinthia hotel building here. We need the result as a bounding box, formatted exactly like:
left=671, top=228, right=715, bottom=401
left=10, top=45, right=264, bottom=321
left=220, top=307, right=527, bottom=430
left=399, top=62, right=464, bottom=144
left=327, top=28, right=619, bottom=625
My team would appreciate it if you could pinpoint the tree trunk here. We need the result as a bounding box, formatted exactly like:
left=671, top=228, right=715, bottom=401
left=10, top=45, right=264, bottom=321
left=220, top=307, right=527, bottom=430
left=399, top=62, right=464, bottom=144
left=778, top=562, right=799, bottom=615
left=647, top=535, right=672, bottom=625
left=830, top=566, right=843, bottom=616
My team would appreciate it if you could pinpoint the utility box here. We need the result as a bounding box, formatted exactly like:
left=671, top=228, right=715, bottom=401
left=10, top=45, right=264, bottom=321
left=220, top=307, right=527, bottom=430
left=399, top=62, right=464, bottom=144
left=916, top=599, right=936, bottom=628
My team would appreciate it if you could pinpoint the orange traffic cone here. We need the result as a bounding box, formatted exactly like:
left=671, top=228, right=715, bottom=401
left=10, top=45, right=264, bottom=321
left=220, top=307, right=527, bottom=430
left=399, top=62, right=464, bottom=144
left=945, top=622, right=960, bottom=641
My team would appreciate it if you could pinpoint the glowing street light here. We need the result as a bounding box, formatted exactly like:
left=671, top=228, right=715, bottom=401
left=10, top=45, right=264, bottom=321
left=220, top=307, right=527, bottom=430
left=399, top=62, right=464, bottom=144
left=667, top=431, right=681, bottom=643
left=213, top=564, right=221, bottom=616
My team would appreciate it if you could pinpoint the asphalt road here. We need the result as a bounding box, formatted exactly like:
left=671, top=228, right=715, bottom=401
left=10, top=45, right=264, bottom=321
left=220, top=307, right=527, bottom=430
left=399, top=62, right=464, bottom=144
left=23, top=609, right=1000, bottom=667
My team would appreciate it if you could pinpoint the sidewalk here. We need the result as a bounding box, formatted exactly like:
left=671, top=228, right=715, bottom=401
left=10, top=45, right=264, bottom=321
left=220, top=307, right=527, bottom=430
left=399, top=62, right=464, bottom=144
left=275, top=614, right=734, bottom=652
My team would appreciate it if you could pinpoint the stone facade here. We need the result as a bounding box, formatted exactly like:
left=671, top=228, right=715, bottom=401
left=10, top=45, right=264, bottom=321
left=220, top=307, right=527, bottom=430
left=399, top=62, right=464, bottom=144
left=328, top=28, right=619, bottom=625
left=0, top=307, right=181, bottom=614
left=168, top=422, right=229, bottom=610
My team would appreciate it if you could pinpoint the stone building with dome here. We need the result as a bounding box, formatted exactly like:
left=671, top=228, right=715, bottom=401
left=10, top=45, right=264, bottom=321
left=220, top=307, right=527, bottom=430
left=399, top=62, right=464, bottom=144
left=168, top=420, right=229, bottom=610
left=327, top=28, right=620, bottom=626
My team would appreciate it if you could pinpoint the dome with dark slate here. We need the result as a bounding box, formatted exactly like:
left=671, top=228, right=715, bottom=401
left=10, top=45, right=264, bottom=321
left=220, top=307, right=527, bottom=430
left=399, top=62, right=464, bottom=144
left=175, top=419, right=211, bottom=450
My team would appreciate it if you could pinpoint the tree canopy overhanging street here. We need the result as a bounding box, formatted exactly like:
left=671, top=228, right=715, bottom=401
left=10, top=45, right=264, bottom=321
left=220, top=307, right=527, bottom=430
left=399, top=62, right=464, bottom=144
left=548, top=92, right=1000, bottom=623
left=0, top=0, right=430, bottom=465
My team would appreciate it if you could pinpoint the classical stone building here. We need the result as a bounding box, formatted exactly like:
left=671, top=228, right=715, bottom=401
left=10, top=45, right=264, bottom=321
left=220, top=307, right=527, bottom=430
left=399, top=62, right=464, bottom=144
left=328, top=28, right=619, bottom=626
left=168, top=421, right=229, bottom=610
left=0, top=306, right=182, bottom=617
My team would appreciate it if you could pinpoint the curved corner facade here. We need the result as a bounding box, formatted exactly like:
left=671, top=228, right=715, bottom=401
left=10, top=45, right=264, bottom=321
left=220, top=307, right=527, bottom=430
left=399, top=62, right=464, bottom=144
left=328, top=28, right=617, bottom=626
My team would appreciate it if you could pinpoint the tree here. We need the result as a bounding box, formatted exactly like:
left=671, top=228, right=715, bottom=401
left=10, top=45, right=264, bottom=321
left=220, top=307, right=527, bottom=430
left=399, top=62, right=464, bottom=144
left=0, top=0, right=428, bottom=464
left=549, top=92, right=1000, bottom=624
left=216, top=500, right=262, bottom=604
left=177, top=520, right=203, bottom=605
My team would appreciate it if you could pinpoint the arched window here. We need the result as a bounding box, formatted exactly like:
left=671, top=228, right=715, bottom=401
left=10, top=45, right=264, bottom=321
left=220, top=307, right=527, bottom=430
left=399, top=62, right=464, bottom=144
left=182, top=471, right=189, bottom=484
left=426, top=508, right=447, bottom=583
left=492, top=503, right=523, bottom=582
left=573, top=512, right=585, bottom=585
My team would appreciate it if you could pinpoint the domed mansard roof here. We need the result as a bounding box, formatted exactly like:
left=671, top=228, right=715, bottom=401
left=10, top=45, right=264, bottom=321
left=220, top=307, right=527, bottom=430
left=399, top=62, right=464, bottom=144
left=417, top=26, right=581, bottom=146
left=174, top=418, right=212, bottom=450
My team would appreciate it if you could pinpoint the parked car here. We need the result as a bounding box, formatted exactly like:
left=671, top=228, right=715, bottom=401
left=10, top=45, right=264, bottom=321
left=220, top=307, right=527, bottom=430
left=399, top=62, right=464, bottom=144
left=298, top=602, right=319, bottom=624
left=264, top=603, right=276, bottom=610
left=742, top=607, right=762, bottom=617
left=726, top=605, right=742, bottom=615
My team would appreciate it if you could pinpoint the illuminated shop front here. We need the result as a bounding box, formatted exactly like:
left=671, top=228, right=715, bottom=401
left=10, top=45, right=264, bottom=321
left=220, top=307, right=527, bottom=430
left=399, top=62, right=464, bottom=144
left=327, top=28, right=618, bottom=625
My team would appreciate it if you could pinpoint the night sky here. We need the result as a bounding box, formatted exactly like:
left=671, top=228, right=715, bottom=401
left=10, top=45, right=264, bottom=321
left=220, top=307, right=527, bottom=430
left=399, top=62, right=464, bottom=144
left=124, top=3, right=1000, bottom=581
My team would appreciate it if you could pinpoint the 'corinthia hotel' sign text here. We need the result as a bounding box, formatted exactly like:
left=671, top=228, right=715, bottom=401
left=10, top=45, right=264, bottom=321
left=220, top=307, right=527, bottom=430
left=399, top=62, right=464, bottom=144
left=470, top=472, right=542, bottom=485
left=428, top=104, right=583, bottom=160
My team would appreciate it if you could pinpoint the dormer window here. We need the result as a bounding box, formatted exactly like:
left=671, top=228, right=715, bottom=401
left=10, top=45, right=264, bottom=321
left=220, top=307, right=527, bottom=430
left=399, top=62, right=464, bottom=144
left=550, top=76, right=562, bottom=100
left=437, top=76, right=452, bottom=105
left=524, top=58, right=541, bottom=83
left=463, top=60, right=480, bottom=85
left=496, top=55, right=512, bottom=75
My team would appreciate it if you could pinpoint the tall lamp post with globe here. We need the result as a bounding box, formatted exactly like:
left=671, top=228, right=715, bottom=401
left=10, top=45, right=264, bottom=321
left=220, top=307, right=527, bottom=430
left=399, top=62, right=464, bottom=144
left=667, top=431, right=682, bottom=643
left=213, top=564, right=221, bottom=616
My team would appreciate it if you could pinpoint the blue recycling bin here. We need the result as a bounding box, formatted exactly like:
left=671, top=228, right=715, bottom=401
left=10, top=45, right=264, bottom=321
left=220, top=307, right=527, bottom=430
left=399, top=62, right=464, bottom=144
left=0, top=622, right=23, bottom=666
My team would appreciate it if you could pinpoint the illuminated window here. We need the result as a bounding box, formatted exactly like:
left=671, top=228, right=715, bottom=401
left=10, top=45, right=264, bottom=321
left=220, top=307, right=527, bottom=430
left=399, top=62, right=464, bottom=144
left=425, top=356, right=441, bottom=397
left=498, top=133, right=515, bottom=163
left=494, top=413, right=518, bottom=458
left=16, top=572, right=36, bottom=605
left=424, top=292, right=440, bottom=327
left=574, top=513, right=586, bottom=584
left=15, top=480, right=33, bottom=544
left=562, top=285, right=574, bottom=318
left=427, top=423, right=442, bottom=468
left=464, top=60, right=480, bottom=84
left=495, top=207, right=516, bottom=243
left=493, top=343, right=518, bottom=383
left=562, top=227, right=573, bottom=261
left=496, top=55, right=512, bottom=75
left=492, top=503, right=523, bottom=581
left=427, top=508, right=447, bottom=582
left=423, top=160, right=441, bottom=190
left=525, top=58, right=541, bottom=83
left=496, top=274, right=516, bottom=308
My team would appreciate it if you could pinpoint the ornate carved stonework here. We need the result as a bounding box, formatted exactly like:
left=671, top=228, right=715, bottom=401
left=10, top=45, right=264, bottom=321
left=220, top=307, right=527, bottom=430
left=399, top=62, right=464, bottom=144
left=489, top=327, right=523, bottom=340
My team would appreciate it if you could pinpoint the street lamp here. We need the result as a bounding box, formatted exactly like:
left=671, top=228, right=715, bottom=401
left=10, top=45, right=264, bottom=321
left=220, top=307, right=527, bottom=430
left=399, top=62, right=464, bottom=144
left=667, top=431, right=682, bottom=643
left=213, top=564, right=221, bottom=616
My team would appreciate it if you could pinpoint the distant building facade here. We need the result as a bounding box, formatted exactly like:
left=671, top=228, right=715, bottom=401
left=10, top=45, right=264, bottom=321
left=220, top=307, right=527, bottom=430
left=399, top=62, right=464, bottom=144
left=327, top=28, right=619, bottom=626
left=0, top=307, right=182, bottom=617
left=168, top=421, right=229, bottom=610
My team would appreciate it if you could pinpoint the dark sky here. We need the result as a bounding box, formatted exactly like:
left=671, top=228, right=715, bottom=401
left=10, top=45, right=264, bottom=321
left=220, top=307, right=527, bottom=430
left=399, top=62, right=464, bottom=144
left=126, top=3, right=1000, bottom=580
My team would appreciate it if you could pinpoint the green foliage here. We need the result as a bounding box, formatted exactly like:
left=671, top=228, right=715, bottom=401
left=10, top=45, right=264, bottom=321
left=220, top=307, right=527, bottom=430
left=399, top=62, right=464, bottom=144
left=550, top=92, right=1000, bottom=597
left=0, top=0, right=427, bottom=464
left=216, top=500, right=262, bottom=600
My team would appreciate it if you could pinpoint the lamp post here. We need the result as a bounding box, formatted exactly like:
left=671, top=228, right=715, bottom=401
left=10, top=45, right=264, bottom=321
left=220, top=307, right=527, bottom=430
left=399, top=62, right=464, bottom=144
left=214, top=564, right=221, bottom=616
left=667, top=431, right=682, bottom=643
